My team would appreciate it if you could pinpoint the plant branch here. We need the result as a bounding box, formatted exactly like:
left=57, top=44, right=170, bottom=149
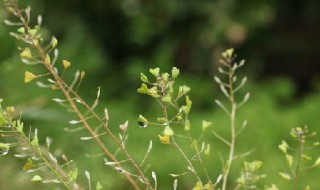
left=4, top=1, right=152, bottom=189
left=221, top=51, right=238, bottom=190
left=293, top=133, right=303, bottom=190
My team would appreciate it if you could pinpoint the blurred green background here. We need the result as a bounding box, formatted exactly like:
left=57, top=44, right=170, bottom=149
left=0, top=0, right=320, bottom=189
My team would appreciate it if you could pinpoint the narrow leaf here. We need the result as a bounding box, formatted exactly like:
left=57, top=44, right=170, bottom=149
left=80, top=136, right=94, bottom=140
left=215, top=100, right=230, bottom=115
left=140, top=73, right=149, bottom=82
left=52, top=98, right=65, bottom=103
left=92, top=87, right=101, bottom=110
left=214, top=76, right=221, bottom=84
left=49, top=152, right=58, bottom=164
left=279, top=172, right=291, bottom=180
left=37, top=15, right=42, bottom=26
left=69, top=120, right=81, bottom=124
left=85, top=170, right=92, bottom=190
left=104, top=108, right=109, bottom=121
left=151, top=171, right=157, bottom=183
left=220, top=84, right=229, bottom=98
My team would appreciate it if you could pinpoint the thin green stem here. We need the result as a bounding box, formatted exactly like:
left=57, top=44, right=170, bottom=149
left=171, top=137, right=202, bottom=184
left=188, top=132, right=211, bottom=183
left=212, top=129, right=231, bottom=147
left=222, top=60, right=237, bottom=190
left=293, top=134, right=303, bottom=190
left=159, top=98, right=202, bottom=185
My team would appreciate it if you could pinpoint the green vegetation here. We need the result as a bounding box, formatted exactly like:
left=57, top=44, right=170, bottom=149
left=1, top=0, right=320, bottom=190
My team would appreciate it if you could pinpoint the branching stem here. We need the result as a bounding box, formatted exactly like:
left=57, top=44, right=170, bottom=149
left=5, top=1, right=152, bottom=189
left=221, top=57, right=237, bottom=190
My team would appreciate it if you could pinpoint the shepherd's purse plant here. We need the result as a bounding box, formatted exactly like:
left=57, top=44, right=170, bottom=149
left=1, top=0, right=320, bottom=189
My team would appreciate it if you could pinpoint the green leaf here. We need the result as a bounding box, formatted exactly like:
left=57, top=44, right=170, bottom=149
left=44, top=54, right=51, bottom=65
left=279, top=140, right=289, bottom=154
left=138, top=115, right=148, bottom=127
left=162, top=73, right=169, bottom=83
left=137, top=83, right=149, bottom=94
left=244, top=160, right=263, bottom=172
left=302, top=154, right=312, bottom=161
left=138, top=115, right=148, bottom=123
left=168, top=82, right=174, bottom=93
left=161, top=94, right=172, bottom=103
left=236, top=174, right=245, bottom=184
left=0, top=143, right=9, bottom=149
left=159, top=134, right=170, bottom=144
left=148, top=86, right=160, bottom=98
left=0, top=115, right=6, bottom=126
left=163, top=126, right=174, bottom=136
left=28, top=28, right=38, bottom=37
left=51, top=36, right=58, bottom=48
left=204, top=182, right=213, bottom=190
left=69, top=168, right=78, bottom=182
left=140, top=73, right=149, bottom=83
left=178, top=85, right=191, bottom=97
left=16, top=120, right=24, bottom=134
left=202, top=120, right=212, bottom=132
left=17, top=27, right=25, bottom=34
left=96, top=181, right=103, bottom=190
left=286, top=154, right=293, bottom=167
left=31, top=175, right=43, bottom=182
left=149, top=68, right=160, bottom=77
left=171, top=67, right=179, bottom=79
left=5, top=106, right=14, bottom=116
left=204, top=144, right=210, bottom=156
left=192, top=181, right=203, bottom=190
left=182, top=96, right=192, bottom=115
left=184, top=119, right=190, bottom=131
left=157, top=117, right=168, bottom=124
left=313, top=157, right=320, bottom=166
left=0, top=143, right=9, bottom=155
left=221, top=48, right=234, bottom=59
left=252, top=160, right=263, bottom=169
left=31, top=136, right=39, bottom=148
left=23, top=158, right=34, bottom=171
left=264, top=184, right=279, bottom=190
left=279, top=172, right=291, bottom=180
left=20, top=48, right=33, bottom=59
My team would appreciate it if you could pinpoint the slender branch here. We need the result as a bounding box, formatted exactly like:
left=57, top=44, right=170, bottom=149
left=171, top=137, right=202, bottom=184
left=32, top=26, right=143, bottom=190
left=2, top=109, right=84, bottom=189
left=159, top=97, right=203, bottom=185
left=4, top=1, right=152, bottom=189
left=212, top=130, right=231, bottom=147
left=221, top=55, right=237, bottom=190
left=232, top=148, right=256, bottom=160
left=188, top=132, right=211, bottom=183
left=293, top=134, right=303, bottom=190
